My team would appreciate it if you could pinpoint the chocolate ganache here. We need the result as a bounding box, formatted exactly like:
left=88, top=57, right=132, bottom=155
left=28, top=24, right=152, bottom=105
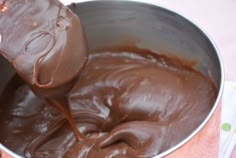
left=0, top=0, right=217, bottom=158
left=0, top=49, right=217, bottom=157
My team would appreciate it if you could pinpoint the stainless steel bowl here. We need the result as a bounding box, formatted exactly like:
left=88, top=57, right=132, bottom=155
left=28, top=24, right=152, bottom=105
left=0, top=0, right=224, bottom=157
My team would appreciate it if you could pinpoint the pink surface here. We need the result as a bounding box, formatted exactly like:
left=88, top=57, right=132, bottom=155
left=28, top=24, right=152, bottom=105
left=231, top=144, right=236, bottom=158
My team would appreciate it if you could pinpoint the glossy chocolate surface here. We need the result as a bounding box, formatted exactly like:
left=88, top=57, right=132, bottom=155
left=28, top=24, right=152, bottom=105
left=0, top=0, right=88, bottom=97
left=0, top=0, right=217, bottom=157
left=0, top=50, right=217, bottom=157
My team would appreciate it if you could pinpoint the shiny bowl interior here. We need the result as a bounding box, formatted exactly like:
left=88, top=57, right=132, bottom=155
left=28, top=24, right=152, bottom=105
left=0, top=0, right=224, bottom=157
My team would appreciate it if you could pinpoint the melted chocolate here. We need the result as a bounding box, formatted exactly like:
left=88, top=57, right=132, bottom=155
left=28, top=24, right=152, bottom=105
left=0, top=0, right=88, bottom=141
left=0, top=0, right=88, bottom=97
left=0, top=0, right=217, bottom=157
left=0, top=50, right=217, bottom=157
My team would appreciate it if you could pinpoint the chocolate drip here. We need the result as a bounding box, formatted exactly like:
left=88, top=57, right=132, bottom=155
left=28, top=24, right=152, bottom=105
left=0, top=0, right=88, bottom=141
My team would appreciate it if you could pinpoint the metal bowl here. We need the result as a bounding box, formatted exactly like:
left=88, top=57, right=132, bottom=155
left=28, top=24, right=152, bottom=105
left=0, top=0, right=224, bottom=157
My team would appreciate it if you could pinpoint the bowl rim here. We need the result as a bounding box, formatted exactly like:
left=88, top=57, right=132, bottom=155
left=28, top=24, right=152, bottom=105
left=0, top=0, right=224, bottom=158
